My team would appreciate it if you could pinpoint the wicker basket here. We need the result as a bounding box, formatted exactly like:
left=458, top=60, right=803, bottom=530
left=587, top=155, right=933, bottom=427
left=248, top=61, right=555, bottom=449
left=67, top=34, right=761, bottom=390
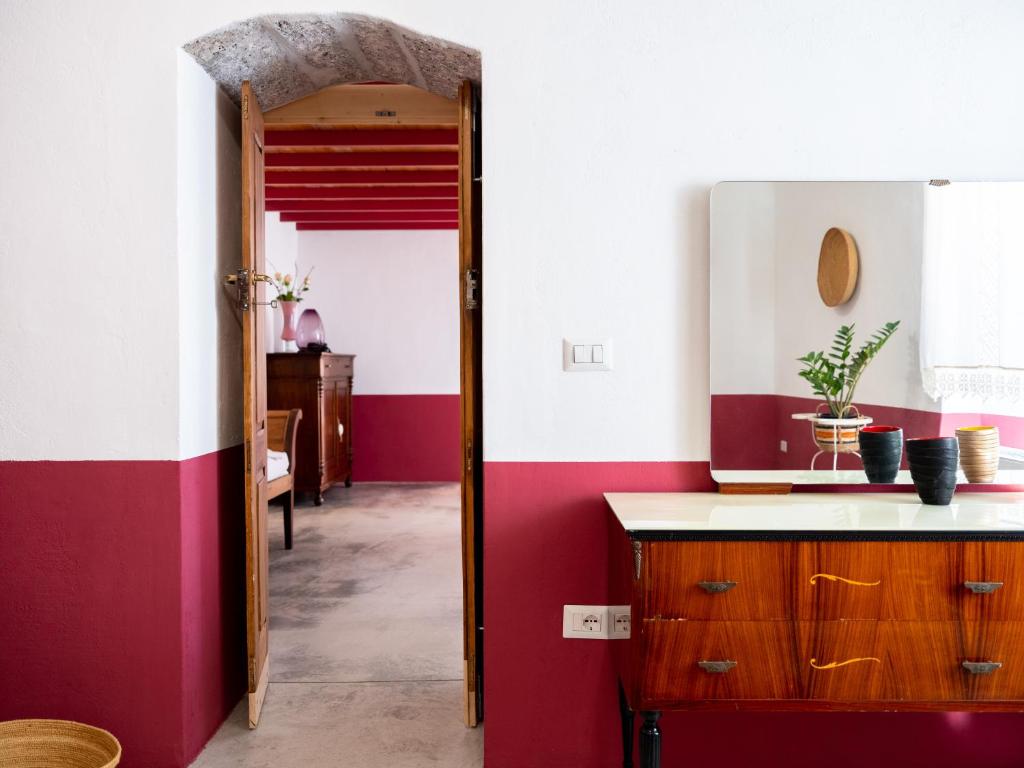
left=0, top=719, right=121, bottom=768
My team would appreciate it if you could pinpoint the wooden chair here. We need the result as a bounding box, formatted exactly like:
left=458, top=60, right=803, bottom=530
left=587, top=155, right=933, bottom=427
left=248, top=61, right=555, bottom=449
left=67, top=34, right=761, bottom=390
left=267, top=408, right=302, bottom=549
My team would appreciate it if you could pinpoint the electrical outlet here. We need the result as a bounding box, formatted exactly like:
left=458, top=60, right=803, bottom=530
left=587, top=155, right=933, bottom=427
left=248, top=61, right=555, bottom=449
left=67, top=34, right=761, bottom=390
left=611, top=609, right=631, bottom=638
left=563, top=605, right=631, bottom=639
left=780, top=440, right=788, bottom=453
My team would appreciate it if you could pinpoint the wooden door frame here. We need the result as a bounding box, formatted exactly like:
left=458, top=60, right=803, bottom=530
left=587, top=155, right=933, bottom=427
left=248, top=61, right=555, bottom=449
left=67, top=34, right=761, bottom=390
left=241, top=81, right=484, bottom=727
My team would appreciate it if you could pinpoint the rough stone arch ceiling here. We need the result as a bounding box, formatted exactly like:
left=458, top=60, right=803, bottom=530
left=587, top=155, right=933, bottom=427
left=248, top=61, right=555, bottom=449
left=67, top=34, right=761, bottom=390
left=183, top=14, right=481, bottom=110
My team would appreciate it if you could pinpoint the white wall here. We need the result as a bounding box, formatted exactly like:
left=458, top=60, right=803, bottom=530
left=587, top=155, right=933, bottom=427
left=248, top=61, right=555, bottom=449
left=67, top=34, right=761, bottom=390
left=771, top=183, right=930, bottom=411
left=177, top=52, right=243, bottom=458
left=287, top=228, right=460, bottom=395
left=3, top=0, right=1024, bottom=461
left=263, top=213, right=298, bottom=353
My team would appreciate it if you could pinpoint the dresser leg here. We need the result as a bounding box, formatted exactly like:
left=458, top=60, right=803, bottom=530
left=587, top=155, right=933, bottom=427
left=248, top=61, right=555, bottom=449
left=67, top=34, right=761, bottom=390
left=639, top=711, right=661, bottom=768
left=618, top=682, right=635, bottom=768
left=314, top=492, right=324, bottom=506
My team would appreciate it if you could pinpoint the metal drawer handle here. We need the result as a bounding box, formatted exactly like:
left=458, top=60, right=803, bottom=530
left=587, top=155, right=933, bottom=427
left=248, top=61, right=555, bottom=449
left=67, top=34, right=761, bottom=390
left=963, top=661, right=1002, bottom=675
left=698, top=580, right=737, bottom=594
left=698, top=660, right=737, bottom=674
left=964, top=581, right=1004, bottom=594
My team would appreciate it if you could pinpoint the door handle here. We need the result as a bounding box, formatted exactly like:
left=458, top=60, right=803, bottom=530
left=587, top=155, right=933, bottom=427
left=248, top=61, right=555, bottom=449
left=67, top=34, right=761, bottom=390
left=698, top=660, right=737, bottom=674
left=962, top=661, right=1002, bottom=675
left=698, top=581, right=737, bottom=594
left=964, top=581, right=1004, bottom=594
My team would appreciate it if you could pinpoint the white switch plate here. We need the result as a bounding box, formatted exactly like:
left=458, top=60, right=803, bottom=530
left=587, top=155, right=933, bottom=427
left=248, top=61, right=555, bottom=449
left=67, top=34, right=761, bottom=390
left=562, top=605, right=631, bottom=639
left=563, top=339, right=613, bottom=372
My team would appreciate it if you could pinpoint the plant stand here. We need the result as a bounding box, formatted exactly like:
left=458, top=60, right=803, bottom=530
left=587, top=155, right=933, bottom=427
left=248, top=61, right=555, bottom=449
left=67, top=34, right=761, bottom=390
left=792, top=412, right=873, bottom=471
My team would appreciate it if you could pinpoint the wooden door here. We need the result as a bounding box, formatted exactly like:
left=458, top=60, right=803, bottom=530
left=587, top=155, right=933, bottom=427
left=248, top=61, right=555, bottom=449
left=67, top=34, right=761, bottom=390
left=240, top=80, right=270, bottom=728
left=458, top=80, right=483, bottom=727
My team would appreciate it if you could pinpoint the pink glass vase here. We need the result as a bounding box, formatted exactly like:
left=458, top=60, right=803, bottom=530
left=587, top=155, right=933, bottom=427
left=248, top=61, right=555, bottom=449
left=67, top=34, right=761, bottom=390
left=279, top=300, right=299, bottom=343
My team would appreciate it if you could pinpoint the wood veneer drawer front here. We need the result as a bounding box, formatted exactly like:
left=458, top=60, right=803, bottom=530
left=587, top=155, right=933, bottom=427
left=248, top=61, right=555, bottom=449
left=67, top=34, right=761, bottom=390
left=960, top=542, right=1024, bottom=621
left=639, top=620, right=798, bottom=703
left=798, top=621, right=1024, bottom=702
left=796, top=542, right=962, bottom=620
left=321, top=355, right=353, bottom=378
left=643, top=542, right=793, bottom=620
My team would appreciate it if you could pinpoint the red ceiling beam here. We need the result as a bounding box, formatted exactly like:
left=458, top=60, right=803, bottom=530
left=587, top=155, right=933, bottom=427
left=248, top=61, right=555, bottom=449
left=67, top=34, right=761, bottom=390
left=266, top=170, right=458, bottom=186
left=296, top=223, right=458, bottom=231
left=265, top=128, right=457, bottom=147
left=281, top=211, right=458, bottom=223
left=267, top=198, right=457, bottom=212
left=266, top=185, right=457, bottom=200
left=266, top=151, right=457, bottom=168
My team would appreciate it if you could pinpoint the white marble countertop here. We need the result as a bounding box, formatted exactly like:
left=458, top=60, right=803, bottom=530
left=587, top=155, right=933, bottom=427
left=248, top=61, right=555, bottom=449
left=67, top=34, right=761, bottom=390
left=604, top=492, right=1024, bottom=535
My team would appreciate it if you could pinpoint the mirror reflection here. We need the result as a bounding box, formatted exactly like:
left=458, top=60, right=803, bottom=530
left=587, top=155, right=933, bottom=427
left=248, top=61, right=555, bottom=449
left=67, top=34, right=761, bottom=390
left=710, top=181, right=1024, bottom=486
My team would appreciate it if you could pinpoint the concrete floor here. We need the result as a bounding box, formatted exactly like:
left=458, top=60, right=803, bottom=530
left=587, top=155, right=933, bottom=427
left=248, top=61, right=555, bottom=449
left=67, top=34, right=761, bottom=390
left=191, top=483, right=482, bottom=768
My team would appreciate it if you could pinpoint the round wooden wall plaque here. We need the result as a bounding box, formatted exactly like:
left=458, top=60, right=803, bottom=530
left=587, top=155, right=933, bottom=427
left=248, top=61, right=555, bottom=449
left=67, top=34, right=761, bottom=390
left=817, top=227, right=859, bottom=307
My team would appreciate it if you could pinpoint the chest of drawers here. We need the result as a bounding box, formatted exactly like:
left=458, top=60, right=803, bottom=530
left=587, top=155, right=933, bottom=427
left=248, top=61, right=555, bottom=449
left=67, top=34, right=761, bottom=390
left=607, top=492, right=1024, bottom=768
left=268, top=352, right=354, bottom=504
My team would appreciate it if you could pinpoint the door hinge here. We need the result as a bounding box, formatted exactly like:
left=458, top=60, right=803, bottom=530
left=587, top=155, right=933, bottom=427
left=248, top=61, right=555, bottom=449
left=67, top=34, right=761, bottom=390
left=464, top=268, right=480, bottom=310
left=242, top=93, right=249, bottom=120
left=465, top=440, right=473, bottom=473
left=245, top=439, right=251, bottom=472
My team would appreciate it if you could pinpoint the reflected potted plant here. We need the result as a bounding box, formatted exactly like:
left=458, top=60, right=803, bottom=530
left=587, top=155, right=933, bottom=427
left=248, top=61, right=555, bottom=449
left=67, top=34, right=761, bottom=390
left=795, top=321, right=900, bottom=464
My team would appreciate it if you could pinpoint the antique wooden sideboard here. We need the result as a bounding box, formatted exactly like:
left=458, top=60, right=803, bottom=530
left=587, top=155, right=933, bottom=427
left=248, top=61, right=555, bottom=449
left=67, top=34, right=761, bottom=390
left=267, top=352, right=354, bottom=504
left=607, top=492, right=1024, bottom=768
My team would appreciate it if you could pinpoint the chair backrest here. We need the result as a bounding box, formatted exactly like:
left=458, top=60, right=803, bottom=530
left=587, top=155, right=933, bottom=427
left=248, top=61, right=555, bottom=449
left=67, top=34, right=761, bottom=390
left=267, top=408, right=302, bottom=462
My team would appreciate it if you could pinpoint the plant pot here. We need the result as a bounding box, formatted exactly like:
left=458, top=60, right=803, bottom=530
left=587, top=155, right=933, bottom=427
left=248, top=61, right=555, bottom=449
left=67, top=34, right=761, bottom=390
left=906, top=437, right=959, bottom=505
left=858, top=425, right=902, bottom=483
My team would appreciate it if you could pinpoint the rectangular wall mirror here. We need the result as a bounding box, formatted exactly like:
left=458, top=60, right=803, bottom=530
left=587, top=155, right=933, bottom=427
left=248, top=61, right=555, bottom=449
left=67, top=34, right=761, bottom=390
left=711, top=181, right=1024, bottom=486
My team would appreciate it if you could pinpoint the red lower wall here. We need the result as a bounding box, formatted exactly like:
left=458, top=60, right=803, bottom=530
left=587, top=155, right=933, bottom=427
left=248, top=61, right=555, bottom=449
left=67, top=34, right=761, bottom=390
left=483, top=460, right=1024, bottom=768
left=0, top=460, right=187, bottom=767
left=0, top=450, right=246, bottom=768
left=179, top=447, right=247, bottom=762
left=10, top=454, right=1024, bottom=768
left=352, top=394, right=460, bottom=482
left=713, top=394, right=1024, bottom=472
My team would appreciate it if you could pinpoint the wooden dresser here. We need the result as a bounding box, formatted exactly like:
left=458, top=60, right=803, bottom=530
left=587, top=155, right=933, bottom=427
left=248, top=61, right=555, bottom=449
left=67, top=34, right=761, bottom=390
left=607, top=492, right=1024, bottom=768
left=267, top=352, right=354, bottom=504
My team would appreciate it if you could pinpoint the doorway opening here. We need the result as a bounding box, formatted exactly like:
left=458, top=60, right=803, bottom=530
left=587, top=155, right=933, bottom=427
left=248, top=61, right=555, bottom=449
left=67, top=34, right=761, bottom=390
left=182, top=14, right=482, bottom=753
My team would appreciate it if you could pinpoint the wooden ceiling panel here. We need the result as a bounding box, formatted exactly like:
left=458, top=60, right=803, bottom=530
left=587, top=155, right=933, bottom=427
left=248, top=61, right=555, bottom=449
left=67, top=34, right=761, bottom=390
left=266, top=198, right=457, bottom=212
left=281, top=211, right=458, bottom=223
left=266, top=185, right=457, bottom=200
left=262, top=85, right=462, bottom=230
left=297, top=222, right=457, bottom=231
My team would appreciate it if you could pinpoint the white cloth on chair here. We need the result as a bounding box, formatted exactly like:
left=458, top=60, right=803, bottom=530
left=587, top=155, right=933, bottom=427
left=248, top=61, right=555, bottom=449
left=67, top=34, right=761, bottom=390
left=267, top=449, right=290, bottom=482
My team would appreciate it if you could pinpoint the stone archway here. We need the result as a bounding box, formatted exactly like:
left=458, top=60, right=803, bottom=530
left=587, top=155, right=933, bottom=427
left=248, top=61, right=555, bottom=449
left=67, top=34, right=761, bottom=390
left=183, top=13, right=481, bottom=109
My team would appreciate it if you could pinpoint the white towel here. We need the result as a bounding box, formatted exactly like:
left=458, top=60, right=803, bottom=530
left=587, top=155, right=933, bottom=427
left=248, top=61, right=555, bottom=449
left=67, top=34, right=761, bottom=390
left=267, top=449, right=290, bottom=482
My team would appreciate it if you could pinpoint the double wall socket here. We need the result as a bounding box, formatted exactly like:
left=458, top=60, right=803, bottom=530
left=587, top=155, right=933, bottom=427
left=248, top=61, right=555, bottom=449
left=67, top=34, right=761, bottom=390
left=562, top=605, right=631, bottom=639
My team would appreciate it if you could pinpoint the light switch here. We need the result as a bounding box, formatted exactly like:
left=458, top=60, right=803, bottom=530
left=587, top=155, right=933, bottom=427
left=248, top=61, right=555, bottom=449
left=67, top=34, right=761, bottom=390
left=563, top=339, right=613, bottom=372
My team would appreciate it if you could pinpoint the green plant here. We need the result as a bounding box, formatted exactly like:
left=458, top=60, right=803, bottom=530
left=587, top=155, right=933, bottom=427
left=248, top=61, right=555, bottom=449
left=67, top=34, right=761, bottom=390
left=797, top=321, right=901, bottom=418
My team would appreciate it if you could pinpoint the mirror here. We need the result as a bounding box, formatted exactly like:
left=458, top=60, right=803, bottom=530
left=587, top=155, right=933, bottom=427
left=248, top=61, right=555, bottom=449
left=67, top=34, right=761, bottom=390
left=710, top=181, right=1024, bottom=485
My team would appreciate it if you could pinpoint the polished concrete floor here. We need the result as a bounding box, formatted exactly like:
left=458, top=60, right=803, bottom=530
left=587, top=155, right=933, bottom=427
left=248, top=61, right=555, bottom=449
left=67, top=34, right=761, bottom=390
left=191, top=483, right=482, bottom=768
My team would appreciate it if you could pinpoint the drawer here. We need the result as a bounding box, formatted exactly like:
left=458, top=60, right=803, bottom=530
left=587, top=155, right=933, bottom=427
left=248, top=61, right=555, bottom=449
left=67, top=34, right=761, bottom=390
left=960, top=543, right=1024, bottom=622
left=798, top=621, right=1024, bottom=702
left=795, top=542, right=962, bottom=620
left=321, top=355, right=353, bottom=379
left=643, top=542, right=793, bottom=620
left=960, top=622, right=1024, bottom=700
left=638, top=620, right=798, bottom=704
